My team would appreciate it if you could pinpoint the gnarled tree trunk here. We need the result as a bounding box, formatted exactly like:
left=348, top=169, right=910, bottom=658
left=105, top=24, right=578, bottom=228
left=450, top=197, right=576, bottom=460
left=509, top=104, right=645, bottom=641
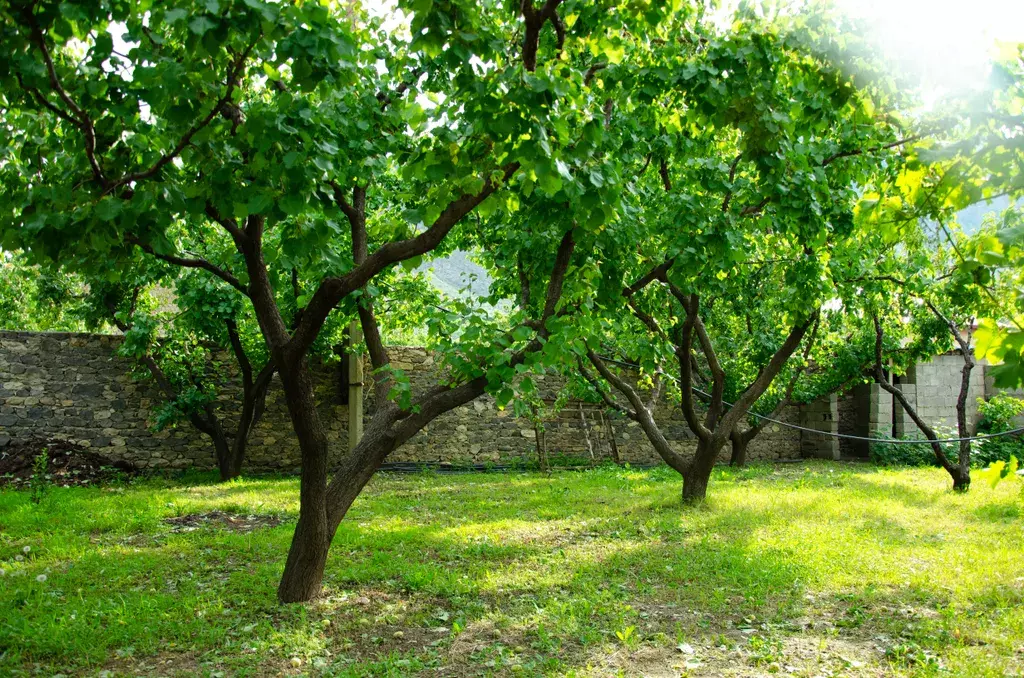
left=275, top=360, right=333, bottom=602
left=873, top=313, right=975, bottom=492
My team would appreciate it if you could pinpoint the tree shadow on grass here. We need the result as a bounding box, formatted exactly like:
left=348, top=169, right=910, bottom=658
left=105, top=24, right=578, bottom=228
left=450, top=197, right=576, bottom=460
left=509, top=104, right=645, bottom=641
left=2, top=466, right=1022, bottom=676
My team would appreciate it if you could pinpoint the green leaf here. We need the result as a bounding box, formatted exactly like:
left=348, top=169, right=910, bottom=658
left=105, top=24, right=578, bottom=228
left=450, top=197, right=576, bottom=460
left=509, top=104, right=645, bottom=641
left=164, top=8, right=188, bottom=23
left=188, top=16, right=217, bottom=36
left=95, top=198, right=122, bottom=222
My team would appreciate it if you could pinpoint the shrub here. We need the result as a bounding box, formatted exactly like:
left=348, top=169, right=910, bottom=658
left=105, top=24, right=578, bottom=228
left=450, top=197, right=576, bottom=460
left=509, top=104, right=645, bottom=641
left=870, top=429, right=957, bottom=467
left=975, top=395, right=1024, bottom=467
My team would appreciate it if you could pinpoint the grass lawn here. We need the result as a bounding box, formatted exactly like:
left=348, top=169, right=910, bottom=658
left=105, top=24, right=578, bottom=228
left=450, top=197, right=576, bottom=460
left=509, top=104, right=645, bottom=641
left=1, top=462, right=1023, bottom=677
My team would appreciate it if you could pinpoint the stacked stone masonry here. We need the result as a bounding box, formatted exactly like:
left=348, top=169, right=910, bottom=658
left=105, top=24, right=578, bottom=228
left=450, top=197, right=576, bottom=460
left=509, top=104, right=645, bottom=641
left=0, top=331, right=822, bottom=472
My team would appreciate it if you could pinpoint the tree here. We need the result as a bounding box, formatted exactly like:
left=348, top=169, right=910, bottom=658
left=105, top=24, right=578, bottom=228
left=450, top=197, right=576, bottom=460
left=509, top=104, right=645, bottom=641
left=560, top=7, right=917, bottom=502
left=863, top=222, right=1009, bottom=492
left=898, top=46, right=1024, bottom=387
left=99, top=263, right=277, bottom=482
left=0, top=250, right=90, bottom=331
left=0, top=0, right=672, bottom=601
left=848, top=45, right=1024, bottom=490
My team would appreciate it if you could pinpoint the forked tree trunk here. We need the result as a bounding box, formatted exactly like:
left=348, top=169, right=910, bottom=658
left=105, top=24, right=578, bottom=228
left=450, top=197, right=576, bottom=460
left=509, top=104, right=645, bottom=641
left=682, top=438, right=726, bottom=503
left=874, top=314, right=975, bottom=493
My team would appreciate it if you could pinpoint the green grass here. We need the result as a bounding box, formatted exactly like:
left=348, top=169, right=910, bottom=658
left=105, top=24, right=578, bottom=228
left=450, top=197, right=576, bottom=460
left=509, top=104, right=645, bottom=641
left=1, top=462, right=1023, bottom=677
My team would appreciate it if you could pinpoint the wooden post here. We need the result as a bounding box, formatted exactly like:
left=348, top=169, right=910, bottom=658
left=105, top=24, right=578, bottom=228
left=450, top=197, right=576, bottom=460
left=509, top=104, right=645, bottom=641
left=347, top=320, right=364, bottom=451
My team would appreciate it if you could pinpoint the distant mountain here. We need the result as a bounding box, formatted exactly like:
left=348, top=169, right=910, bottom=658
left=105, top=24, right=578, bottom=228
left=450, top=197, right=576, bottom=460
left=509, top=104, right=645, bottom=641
left=956, top=196, right=1010, bottom=233
left=421, top=250, right=492, bottom=299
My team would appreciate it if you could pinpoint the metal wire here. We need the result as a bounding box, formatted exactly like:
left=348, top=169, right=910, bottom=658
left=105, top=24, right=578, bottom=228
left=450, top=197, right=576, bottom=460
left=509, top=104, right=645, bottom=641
left=593, top=355, right=1024, bottom=445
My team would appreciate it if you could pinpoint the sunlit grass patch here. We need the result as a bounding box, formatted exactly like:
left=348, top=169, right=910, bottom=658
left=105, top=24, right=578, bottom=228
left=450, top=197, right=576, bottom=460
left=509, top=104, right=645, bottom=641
left=1, top=462, right=1022, bottom=676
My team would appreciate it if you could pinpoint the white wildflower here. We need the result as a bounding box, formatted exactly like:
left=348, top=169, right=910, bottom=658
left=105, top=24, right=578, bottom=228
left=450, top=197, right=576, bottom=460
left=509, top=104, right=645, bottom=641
left=15, top=555, right=24, bottom=562
left=36, top=574, right=47, bottom=583
left=23, top=546, right=31, bottom=554
left=0, top=568, right=5, bottom=577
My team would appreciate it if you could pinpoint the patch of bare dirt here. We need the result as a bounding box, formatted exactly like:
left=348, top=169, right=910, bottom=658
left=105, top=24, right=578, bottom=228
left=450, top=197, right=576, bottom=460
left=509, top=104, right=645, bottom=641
left=0, top=438, right=137, bottom=488
left=100, top=651, right=296, bottom=678
left=579, top=633, right=886, bottom=677
left=163, top=511, right=283, bottom=533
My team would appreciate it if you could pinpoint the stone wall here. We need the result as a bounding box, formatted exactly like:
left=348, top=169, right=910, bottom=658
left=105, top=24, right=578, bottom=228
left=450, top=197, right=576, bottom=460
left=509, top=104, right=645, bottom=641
left=0, top=331, right=813, bottom=472
left=836, top=391, right=860, bottom=458
left=799, top=393, right=839, bottom=460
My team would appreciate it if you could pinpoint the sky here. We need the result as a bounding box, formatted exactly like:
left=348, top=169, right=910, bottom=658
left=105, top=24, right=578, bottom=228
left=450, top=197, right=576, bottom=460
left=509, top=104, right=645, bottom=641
left=831, top=0, right=1024, bottom=104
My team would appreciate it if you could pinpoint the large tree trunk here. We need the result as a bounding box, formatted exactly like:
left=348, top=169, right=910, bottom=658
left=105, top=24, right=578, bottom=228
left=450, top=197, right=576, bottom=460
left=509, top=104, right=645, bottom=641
left=682, top=468, right=710, bottom=503
left=682, top=439, right=725, bottom=503
left=951, top=464, right=971, bottom=492
left=276, top=360, right=333, bottom=603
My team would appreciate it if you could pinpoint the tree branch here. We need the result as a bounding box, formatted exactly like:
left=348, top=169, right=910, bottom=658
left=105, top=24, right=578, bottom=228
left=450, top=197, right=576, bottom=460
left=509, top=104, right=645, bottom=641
left=520, top=0, right=564, bottom=71
left=692, top=310, right=726, bottom=430
left=288, top=162, right=520, bottom=361
left=822, top=135, right=925, bottom=167
left=127, top=236, right=249, bottom=296
left=714, top=312, right=818, bottom=444
left=577, top=355, right=631, bottom=417
left=542, top=228, right=575, bottom=323
left=517, top=256, right=532, bottom=310
left=872, top=315, right=955, bottom=471
left=584, top=62, right=607, bottom=85
left=721, top=153, right=743, bottom=213
left=587, top=347, right=688, bottom=473
left=107, top=35, right=260, bottom=192
left=376, top=67, right=425, bottom=111
left=225, top=318, right=254, bottom=389
left=23, top=15, right=107, bottom=187
left=659, top=159, right=671, bottom=192
left=676, top=296, right=711, bottom=443
left=623, top=259, right=673, bottom=297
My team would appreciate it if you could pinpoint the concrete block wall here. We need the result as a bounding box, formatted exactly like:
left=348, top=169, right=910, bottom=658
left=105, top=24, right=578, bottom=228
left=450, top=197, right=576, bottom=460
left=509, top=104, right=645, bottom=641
left=902, top=353, right=986, bottom=434
left=836, top=391, right=860, bottom=458
left=892, top=383, right=918, bottom=438
left=799, top=393, right=839, bottom=460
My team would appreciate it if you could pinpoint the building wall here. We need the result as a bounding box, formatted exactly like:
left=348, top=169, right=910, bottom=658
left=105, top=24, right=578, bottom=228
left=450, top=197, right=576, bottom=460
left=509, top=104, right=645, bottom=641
left=0, top=331, right=812, bottom=471
left=901, top=352, right=988, bottom=434
left=835, top=351, right=1019, bottom=454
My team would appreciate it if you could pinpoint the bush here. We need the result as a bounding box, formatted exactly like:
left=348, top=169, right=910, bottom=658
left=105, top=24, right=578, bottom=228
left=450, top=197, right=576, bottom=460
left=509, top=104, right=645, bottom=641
left=975, top=395, right=1024, bottom=467
left=870, top=428, right=957, bottom=467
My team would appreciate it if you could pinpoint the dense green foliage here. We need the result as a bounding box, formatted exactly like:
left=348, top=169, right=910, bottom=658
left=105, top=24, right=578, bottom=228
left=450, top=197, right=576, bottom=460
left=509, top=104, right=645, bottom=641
left=0, top=0, right=1020, bottom=602
left=976, top=394, right=1024, bottom=467
left=869, top=429, right=959, bottom=468
left=0, top=251, right=91, bottom=332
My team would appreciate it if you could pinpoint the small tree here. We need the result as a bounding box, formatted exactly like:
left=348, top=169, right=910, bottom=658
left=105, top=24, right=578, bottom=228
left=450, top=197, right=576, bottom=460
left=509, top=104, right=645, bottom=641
left=96, top=267, right=276, bottom=482
left=564, top=6, right=916, bottom=502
